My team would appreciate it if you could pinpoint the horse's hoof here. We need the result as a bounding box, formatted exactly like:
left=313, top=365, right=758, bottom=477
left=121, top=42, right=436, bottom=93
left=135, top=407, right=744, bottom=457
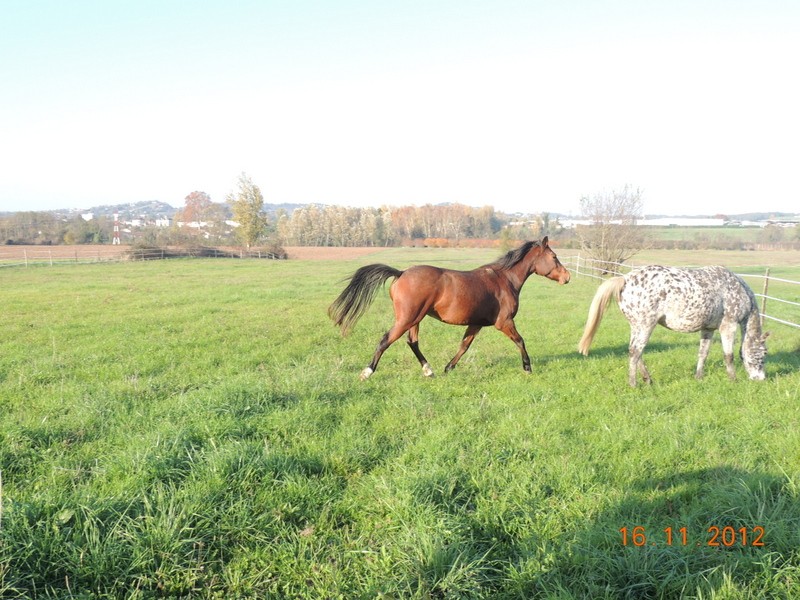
left=422, top=364, right=435, bottom=377
left=360, top=367, right=374, bottom=381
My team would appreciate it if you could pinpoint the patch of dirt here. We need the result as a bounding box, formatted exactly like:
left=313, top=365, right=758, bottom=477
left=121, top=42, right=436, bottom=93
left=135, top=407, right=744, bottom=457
left=283, top=246, right=383, bottom=260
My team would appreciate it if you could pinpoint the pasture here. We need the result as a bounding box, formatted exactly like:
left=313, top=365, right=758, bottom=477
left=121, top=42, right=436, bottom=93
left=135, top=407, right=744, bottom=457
left=1, top=247, right=799, bottom=598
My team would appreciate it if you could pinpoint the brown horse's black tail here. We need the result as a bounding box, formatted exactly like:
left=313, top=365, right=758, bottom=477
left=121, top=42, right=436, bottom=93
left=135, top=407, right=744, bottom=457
left=328, top=264, right=403, bottom=335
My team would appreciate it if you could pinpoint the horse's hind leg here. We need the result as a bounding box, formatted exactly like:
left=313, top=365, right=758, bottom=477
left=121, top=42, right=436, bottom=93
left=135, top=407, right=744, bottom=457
left=444, top=325, right=482, bottom=373
left=695, top=330, right=714, bottom=379
left=406, top=324, right=434, bottom=377
left=362, top=322, right=414, bottom=380
left=628, top=323, right=656, bottom=386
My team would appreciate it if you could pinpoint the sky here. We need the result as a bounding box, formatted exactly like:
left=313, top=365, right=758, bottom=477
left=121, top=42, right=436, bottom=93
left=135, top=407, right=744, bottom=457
left=1, top=0, right=798, bottom=217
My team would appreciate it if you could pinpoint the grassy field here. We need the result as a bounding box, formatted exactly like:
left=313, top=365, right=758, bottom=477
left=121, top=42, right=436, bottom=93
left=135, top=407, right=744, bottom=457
left=1, top=248, right=799, bottom=598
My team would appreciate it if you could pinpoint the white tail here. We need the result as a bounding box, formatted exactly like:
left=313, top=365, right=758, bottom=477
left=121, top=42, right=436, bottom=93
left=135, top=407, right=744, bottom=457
left=578, top=276, right=626, bottom=355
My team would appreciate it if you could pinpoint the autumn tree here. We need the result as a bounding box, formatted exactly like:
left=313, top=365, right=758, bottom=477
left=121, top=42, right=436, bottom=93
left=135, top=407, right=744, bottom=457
left=577, top=185, right=648, bottom=266
left=173, top=190, right=213, bottom=239
left=179, top=191, right=212, bottom=222
left=227, top=173, right=268, bottom=248
left=0, top=211, right=62, bottom=244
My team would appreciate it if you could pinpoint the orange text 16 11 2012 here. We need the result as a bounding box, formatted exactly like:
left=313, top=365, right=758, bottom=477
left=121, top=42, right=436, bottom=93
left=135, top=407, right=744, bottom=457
left=619, top=526, right=765, bottom=547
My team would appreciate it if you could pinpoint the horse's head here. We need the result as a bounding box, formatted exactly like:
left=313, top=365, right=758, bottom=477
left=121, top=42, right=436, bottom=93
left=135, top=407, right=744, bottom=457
left=533, top=236, right=571, bottom=284
left=742, top=330, right=769, bottom=380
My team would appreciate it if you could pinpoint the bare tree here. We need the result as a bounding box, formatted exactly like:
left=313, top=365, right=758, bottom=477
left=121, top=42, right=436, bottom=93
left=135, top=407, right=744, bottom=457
left=577, top=185, right=648, bottom=267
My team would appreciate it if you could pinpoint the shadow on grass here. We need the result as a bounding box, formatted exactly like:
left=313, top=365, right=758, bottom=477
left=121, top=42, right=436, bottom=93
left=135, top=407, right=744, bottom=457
left=506, top=466, right=800, bottom=598
left=767, top=348, right=800, bottom=377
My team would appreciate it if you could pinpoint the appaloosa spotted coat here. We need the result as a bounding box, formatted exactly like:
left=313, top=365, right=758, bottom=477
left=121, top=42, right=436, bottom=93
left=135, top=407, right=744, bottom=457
left=578, top=265, right=768, bottom=386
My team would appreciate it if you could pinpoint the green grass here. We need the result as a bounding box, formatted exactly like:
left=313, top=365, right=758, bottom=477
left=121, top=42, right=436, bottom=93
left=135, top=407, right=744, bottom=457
left=1, top=251, right=800, bottom=598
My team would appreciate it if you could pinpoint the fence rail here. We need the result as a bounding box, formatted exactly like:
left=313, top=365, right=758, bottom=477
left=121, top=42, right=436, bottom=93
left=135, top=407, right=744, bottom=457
left=562, top=255, right=800, bottom=330
left=0, top=246, right=284, bottom=268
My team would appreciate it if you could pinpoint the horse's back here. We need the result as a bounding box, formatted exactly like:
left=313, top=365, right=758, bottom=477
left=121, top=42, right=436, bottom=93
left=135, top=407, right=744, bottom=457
left=394, top=265, right=494, bottom=294
left=621, top=265, right=754, bottom=332
left=391, top=265, right=504, bottom=326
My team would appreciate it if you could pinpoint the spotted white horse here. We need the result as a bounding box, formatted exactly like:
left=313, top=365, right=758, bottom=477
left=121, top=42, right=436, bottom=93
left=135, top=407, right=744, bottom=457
left=578, top=265, right=768, bottom=386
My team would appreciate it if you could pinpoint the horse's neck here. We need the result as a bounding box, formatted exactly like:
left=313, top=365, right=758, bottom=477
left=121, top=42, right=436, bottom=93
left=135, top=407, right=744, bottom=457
left=503, top=258, right=535, bottom=291
left=743, top=307, right=762, bottom=338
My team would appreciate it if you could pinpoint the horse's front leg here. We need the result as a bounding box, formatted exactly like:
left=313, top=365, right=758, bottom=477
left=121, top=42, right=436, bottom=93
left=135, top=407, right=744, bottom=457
left=406, top=324, right=434, bottom=377
left=498, top=320, right=531, bottom=373
left=719, top=321, right=738, bottom=380
left=695, top=330, right=714, bottom=379
left=444, top=325, right=482, bottom=373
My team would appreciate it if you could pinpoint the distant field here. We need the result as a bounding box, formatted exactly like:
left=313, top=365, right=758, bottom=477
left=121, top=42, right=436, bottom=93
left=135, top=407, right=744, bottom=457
left=1, top=246, right=799, bottom=597
left=646, top=226, right=764, bottom=242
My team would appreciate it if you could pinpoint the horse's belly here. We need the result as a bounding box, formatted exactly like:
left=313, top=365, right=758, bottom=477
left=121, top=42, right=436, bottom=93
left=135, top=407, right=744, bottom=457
left=659, top=304, right=722, bottom=332
left=428, top=302, right=495, bottom=326
left=620, top=296, right=719, bottom=333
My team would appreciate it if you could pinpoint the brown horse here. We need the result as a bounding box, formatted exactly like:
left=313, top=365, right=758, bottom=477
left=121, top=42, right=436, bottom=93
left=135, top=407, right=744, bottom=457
left=328, top=237, right=571, bottom=379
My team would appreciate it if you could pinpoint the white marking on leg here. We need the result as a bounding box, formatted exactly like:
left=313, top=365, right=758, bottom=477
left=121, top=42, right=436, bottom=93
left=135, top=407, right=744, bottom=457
left=360, top=367, right=374, bottom=381
left=422, top=363, right=435, bottom=377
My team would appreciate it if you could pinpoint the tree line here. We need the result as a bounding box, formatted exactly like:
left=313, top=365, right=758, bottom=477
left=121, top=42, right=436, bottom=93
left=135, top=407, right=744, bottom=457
left=1, top=172, right=551, bottom=248
left=6, top=178, right=795, bottom=255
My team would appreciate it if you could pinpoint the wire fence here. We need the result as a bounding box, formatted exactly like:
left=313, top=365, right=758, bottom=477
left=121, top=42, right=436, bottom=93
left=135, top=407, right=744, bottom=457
left=562, top=254, right=800, bottom=330
left=2, top=245, right=798, bottom=331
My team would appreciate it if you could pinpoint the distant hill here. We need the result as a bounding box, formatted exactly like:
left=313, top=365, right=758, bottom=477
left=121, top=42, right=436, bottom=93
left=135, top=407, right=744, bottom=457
left=2, top=203, right=797, bottom=222
left=19, top=201, right=307, bottom=220
left=68, top=200, right=178, bottom=219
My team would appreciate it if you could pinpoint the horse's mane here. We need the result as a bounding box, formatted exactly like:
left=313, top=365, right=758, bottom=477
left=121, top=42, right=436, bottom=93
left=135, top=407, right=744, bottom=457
left=486, top=241, right=540, bottom=271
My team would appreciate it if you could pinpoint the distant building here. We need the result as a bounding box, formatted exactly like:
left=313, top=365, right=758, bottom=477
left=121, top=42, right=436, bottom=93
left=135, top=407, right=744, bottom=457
left=639, top=217, right=726, bottom=227
left=561, top=217, right=743, bottom=229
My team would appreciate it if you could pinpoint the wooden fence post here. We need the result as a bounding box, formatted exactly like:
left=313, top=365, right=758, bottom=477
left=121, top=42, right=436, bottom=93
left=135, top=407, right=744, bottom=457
left=761, top=268, right=770, bottom=327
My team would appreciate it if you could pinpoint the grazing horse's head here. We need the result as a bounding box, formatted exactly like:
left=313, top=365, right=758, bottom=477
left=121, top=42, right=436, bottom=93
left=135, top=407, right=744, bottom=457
left=533, top=237, right=571, bottom=284
left=742, top=330, right=769, bottom=380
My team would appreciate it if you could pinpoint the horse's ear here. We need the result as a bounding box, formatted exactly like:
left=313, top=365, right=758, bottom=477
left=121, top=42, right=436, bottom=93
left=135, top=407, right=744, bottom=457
left=541, top=236, right=549, bottom=247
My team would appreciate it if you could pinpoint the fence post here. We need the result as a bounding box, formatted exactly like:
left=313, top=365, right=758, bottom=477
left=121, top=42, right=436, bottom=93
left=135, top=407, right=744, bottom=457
left=761, top=268, right=770, bottom=327
left=24, top=249, right=28, bottom=268
left=49, top=249, right=53, bottom=266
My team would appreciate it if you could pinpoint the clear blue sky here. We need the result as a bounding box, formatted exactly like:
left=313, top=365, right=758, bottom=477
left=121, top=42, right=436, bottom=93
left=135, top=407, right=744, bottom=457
left=1, top=0, right=798, bottom=216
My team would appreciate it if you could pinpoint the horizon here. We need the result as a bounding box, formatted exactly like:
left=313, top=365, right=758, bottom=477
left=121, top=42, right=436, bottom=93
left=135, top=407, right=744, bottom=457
left=1, top=1, right=798, bottom=216
left=2, top=199, right=796, bottom=221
